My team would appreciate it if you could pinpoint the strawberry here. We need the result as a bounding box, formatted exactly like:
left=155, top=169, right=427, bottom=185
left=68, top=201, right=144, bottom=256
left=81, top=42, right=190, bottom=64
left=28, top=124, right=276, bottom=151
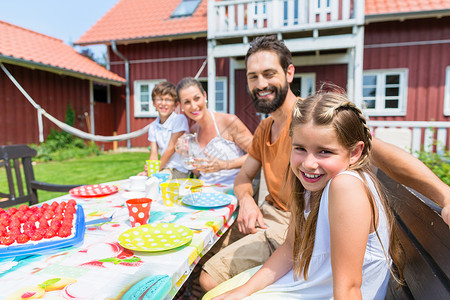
left=57, top=226, right=71, bottom=238
left=44, top=228, right=57, bottom=238
left=9, top=218, right=21, bottom=229
left=0, top=235, right=15, bottom=245
left=43, top=210, right=54, bottom=220
left=7, top=207, right=18, bottom=216
left=50, top=201, right=59, bottom=210
left=35, top=227, right=47, bottom=237
left=53, top=213, right=64, bottom=221
left=68, top=199, right=77, bottom=207
left=55, top=206, right=63, bottom=215
left=65, top=206, right=76, bottom=214
left=0, top=224, right=7, bottom=236
left=23, top=221, right=36, bottom=231
left=28, top=214, right=39, bottom=223
left=24, top=228, right=35, bottom=238
left=62, top=219, right=73, bottom=228
left=30, top=232, right=44, bottom=241
left=17, top=233, right=30, bottom=244
left=18, top=204, right=29, bottom=212
left=0, top=218, right=8, bottom=226
left=50, top=219, right=61, bottom=228
left=50, top=224, right=60, bottom=232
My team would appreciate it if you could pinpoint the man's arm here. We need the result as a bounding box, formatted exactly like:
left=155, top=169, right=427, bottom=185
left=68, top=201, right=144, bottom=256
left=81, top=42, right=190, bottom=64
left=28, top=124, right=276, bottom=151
left=371, top=137, right=450, bottom=227
left=233, top=155, right=267, bottom=234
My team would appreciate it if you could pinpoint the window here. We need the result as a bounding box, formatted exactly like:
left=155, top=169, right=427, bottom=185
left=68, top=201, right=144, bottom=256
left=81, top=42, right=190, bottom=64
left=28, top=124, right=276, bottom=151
left=445, top=66, right=450, bottom=116
left=199, top=78, right=228, bottom=113
left=362, top=69, right=408, bottom=116
left=93, top=83, right=110, bottom=103
left=134, top=80, right=164, bottom=118
left=291, top=73, right=316, bottom=99
left=171, top=0, right=201, bottom=18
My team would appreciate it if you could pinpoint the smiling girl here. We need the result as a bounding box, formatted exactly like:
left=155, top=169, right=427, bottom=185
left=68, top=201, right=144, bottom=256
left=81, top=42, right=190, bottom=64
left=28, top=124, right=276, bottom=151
left=205, top=89, right=403, bottom=300
left=175, top=77, right=253, bottom=185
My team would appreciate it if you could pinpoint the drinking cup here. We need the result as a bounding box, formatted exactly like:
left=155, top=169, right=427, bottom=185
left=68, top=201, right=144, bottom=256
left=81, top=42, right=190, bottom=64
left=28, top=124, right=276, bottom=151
left=126, top=198, right=152, bottom=227
left=146, top=160, right=161, bottom=176
left=160, top=182, right=180, bottom=207
left=129, top=176, right=147, bottom=191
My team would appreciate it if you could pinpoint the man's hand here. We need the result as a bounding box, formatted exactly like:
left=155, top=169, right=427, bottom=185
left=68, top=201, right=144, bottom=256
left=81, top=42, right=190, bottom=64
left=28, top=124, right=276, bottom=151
left=237, top=195, right=267, bottom=234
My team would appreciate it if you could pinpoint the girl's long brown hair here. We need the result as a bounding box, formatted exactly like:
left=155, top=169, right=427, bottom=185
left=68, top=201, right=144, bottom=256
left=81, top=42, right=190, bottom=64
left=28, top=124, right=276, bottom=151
left=288, top=87, right=404, bottom=282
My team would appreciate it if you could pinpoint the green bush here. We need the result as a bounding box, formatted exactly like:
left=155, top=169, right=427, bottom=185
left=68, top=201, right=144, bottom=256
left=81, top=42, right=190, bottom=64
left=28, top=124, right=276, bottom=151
left=417, top=150, right=450, bottom=185
left=30, top=104, right=100, bottom=162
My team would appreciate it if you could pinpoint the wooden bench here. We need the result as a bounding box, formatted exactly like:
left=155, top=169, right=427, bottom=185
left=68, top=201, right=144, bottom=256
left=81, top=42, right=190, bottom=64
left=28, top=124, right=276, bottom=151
left=377, top=170, right=450, bottom=299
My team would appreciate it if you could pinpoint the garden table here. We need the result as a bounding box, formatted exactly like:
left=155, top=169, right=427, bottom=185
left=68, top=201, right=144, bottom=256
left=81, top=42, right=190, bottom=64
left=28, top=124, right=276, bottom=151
left=0, top=179, right=237, bottom=299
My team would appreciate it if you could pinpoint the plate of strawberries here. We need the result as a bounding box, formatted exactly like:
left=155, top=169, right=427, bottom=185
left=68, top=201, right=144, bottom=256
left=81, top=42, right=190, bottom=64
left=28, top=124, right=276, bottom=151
left=0, top=200, right=85, bottom=258
left=69, top=184, right=118, bottom=198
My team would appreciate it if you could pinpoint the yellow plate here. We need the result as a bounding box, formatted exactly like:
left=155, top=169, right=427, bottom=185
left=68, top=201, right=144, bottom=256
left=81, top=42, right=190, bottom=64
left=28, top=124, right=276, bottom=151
left=166, top=178, right=204, bottom=188
left=118, top=223, right=193, bottom=252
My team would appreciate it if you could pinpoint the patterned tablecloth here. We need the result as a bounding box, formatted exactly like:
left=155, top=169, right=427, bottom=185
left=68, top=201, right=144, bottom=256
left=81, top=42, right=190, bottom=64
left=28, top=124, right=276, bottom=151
left=0, top=180, right=237, bottom=299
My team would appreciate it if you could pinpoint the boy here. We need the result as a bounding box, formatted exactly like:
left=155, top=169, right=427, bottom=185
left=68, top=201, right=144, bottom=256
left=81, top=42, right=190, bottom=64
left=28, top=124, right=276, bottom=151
left=140, top=81, right=190, bottom=178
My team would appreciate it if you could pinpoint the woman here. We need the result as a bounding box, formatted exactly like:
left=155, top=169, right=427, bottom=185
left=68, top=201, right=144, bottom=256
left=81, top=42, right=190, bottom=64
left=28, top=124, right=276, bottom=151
left=175, top=77, right=253, bottom=185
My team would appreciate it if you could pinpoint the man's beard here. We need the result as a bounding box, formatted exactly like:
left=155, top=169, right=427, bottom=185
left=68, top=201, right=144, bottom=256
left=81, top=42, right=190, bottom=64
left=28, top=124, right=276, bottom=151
left=250, top=81, right=289, bottom=114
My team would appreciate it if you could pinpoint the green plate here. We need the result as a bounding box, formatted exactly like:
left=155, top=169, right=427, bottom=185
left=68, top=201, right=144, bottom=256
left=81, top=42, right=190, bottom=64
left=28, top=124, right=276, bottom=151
left=118, top=223, right=193, bottom=252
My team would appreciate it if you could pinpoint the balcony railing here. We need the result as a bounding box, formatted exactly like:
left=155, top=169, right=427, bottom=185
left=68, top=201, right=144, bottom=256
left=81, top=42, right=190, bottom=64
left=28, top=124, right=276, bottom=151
left=369, top=121, right=450, bottom=155
left=208, top=0, right=364, bottom=39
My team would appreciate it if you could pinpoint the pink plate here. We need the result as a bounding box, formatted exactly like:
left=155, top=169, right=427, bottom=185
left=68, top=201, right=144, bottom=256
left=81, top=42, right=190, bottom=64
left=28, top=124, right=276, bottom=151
left=69, top=184, right=118, bottom=197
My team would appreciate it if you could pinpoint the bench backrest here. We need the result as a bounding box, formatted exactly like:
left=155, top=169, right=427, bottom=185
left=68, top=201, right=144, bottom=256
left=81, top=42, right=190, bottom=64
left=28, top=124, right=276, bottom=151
left=377, top=170, right=450, bottom=299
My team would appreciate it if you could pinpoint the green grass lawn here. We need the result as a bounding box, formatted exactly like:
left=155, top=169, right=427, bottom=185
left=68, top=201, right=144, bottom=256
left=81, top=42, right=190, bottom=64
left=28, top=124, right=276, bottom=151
left=1, top=151, right=149, bottom=203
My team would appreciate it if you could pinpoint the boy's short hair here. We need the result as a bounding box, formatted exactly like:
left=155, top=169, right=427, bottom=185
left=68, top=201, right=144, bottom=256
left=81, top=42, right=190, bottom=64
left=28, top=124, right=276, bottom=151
left=245, top=35, right=292, bottom=74
left=152, top=81, right=178, bottom=103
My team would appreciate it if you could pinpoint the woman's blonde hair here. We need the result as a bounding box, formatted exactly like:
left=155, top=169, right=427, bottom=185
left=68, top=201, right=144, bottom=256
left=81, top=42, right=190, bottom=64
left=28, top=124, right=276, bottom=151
left=288, top=86, right=404, bottom=282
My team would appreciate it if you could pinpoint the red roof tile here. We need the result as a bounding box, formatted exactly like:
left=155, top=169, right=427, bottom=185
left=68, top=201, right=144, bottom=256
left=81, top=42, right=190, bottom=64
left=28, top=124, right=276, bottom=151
left=366, top=0, right=450, bottom=15
left=76, top=0, right=449, bottom=45
left=0, top=20, right=125, bottom=84
left=76, top=0, right=207, bottom=45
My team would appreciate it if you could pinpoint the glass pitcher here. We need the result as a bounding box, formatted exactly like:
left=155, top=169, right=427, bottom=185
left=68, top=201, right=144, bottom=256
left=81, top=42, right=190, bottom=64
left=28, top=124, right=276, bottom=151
left=178, top=133, right=205, bottom=170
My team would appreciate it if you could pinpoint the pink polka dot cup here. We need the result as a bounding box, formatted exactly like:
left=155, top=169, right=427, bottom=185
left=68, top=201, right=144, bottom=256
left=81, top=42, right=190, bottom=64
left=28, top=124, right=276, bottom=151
left=126, top=198, right=152, bottom=227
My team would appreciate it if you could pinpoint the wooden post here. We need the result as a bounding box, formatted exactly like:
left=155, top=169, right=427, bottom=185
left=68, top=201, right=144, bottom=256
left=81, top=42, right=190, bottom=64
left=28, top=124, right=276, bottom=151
left=84, top=112, right=92, bottom=134
left=113, top=131, right=118, bottom=151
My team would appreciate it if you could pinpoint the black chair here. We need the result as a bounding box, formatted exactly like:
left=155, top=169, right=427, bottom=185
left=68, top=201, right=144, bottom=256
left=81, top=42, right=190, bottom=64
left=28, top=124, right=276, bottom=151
left=0, top=144, right=82, bottom=208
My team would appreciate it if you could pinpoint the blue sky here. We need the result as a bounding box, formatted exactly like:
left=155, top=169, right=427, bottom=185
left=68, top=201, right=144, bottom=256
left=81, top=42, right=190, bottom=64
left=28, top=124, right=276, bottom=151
left=0, top=0, right=120, bottom=63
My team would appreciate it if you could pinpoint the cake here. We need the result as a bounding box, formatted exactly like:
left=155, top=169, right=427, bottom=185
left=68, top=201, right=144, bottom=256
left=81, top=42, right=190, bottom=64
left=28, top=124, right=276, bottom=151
left=0, top=199, right=77, bottom=247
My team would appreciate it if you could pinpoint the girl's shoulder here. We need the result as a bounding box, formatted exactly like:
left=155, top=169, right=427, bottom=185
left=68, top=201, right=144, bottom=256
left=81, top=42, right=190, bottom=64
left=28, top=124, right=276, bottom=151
left=330, top=172, right=365, bottom=187
left=329, top=172, right=367, bottom=198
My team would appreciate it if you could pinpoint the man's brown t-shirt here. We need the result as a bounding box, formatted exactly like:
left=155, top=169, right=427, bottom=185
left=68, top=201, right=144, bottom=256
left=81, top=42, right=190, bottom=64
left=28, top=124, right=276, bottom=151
left=248, top=112, right=293, bottom=211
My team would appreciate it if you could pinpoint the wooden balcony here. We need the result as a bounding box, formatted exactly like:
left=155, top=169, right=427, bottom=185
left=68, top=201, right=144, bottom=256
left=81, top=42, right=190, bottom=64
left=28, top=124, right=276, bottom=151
left=206, top=0, right=366, bottom=117
left=208, top=0, right=364, bottom=44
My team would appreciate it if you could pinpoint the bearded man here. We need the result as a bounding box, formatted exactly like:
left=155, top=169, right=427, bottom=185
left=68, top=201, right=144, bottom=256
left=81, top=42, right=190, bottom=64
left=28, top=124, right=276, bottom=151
left=199, top=35, right=450, bottom=292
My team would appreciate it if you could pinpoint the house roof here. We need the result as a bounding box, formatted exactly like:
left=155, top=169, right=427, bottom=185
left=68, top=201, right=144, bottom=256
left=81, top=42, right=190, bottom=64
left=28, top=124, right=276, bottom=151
left=76, top=0, right=449, bottom=46
left=366, top=0, right=450, bottom=16
left=76, top=0, right=207, bottom=46
left=0, top=20, right=125, bottom=85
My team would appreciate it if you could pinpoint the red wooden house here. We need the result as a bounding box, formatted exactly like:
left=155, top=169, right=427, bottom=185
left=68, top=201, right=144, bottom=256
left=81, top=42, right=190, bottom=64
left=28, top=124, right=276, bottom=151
left=75, top=0, right=450, bottom=153
left=0, top=20, right=125, bottom=149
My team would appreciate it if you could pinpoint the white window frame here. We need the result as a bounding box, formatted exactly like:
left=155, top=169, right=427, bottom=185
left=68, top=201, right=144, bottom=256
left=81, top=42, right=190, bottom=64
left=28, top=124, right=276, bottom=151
left=133, top=79, right=165, bottom=118
left=198, top=77, right=228, bottom=113
left=444, top=66, right=450, bottom=116
left=292, top=73, right=316, bottom=98
left=362, top=69, right=408, bottom=117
